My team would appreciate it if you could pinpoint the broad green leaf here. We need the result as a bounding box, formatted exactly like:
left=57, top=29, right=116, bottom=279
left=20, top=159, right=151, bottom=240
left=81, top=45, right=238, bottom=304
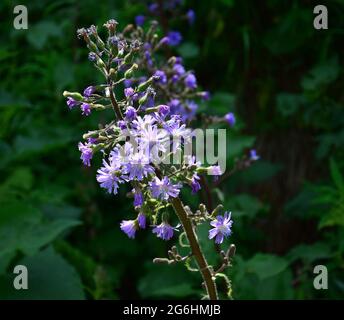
left=329, top=158, right=344, bottom=191
left=245, top=254, right=288, bottom=280
left=0, top=202, right=81, bottom=259
left=287, top=242, right=333, bottom=263
left=139, top=264, right=198, bottom=298
left=0, top=247, right=85, bottom=299
left=26, top=21, right=63, bottom=49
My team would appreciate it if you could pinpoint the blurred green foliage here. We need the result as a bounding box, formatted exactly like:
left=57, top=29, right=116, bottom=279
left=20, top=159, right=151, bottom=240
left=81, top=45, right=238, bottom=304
left=0, top=0, right=343, bottom=299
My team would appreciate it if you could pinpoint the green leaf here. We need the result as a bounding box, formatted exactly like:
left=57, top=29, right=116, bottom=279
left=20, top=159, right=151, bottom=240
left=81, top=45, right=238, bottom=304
left=139, top=264, right=198, bottom=298
left=245, top=254, right=288, bottom=280
left=26, top=21, right=63, bottom=49
left=319, top=198, right=344, bottom=229
left=0, top=202, right=81, bottom=259
left=0, top=247, right=85, bottom=299
left=302, top=57, right=339, bottom=92
left=208, top=92, right=236, bottom=116
left=228, top=135, right=255, bottom=158
left=287, top=242, right=333, bottom=263
left=276, top=93, right=305, bottom=117
left=329, top=158, right=344, bottom=191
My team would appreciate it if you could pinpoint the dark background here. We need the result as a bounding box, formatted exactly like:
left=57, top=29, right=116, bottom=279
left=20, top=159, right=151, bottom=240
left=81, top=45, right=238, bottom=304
left=0, top=0, right=343, bottom=299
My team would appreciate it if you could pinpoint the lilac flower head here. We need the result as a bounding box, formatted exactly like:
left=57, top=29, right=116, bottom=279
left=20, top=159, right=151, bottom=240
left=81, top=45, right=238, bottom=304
left=137, top=213, right=146, bottom=229
left=167, top=31, right=182, bottom=46
left=149, top=176, right=181, bottom=200
left=250, top=149, right=260, bottom=161
left=224, top=112, right=236, bottom=127
left=154, top=70, right=167, bottom=84
left=78, top=142, right=93, bottom=166
left=117, top=120, right=127, bottom=130
left=124, top=79, right=133, bottom=87
left=66, top=97, right=79, bottom=110
left=124, top=87, right=135, bottom=98
left=125, top=106, right=137, bottom=121
left=209, top=212, right=233, bottom=244
left=133, top=189, right=144, bottom=207
left=88, top=52, right=97, bottom=62
left=148, top=2, right=159, bottom=13
left=135, top=15, right=145, bottom=26
left=152, top=222, right=174, bottom=241
left=158, top=104, right=170, bottom=117
left=120, top=220, right=137, bottom=239
left=191, top=174, right=201, bottom=194
left=158, top=36, right=170, bottom=46
left=125, top=152, right=155, bottom=181
left=187, top=9, right=196, bottom=25
left=81, top=103, right=91, bottom=116
left=83, top=86, right=95, bottom=97
left=96, top=158, right=124, bottom=194
left=173, top=63, right=185, bottom=76
left=185, top=73, right=197, bottom=89
left=208, top=165, right=223, bottom=176
left=169, top=99, right=181, bottom=114
left=200, top=91, right=210, bottom=101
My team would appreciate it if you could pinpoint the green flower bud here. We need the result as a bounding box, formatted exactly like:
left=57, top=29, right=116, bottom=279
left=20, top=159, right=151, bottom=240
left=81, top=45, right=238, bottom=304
left=124, top=63, right=138, bottom=79
left=63, top=91, right=83, bottom=101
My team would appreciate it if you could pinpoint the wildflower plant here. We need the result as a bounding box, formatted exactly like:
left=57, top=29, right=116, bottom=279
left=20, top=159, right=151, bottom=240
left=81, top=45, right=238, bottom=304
left=64, top=19, right=246, bottom=300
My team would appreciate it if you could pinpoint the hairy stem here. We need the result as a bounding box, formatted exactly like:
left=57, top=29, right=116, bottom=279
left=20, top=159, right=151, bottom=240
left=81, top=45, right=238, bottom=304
left=171, top=197, right=218, bottom=300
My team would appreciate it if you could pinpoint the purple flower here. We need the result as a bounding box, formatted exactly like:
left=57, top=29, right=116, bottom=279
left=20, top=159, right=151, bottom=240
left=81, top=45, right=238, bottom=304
left=167, top=31, right=182, bottom=46
left=125, top=152, right=155, bottom=181
left=185, top=73, right=197, bottom=89
left=124, top=87, right=135, bottom=98
left=208, top=165, right=222, bottom=176
left=135, top=15, right=145, bottom=26
left=81, top=103, right=91, bottom=116
left=183, top=100, right=198, bottom=121
left=133, top=189, right=144, bottom=206
left=124, top=79, right=132, bottom=87
left=200, top=91, right=210, bottom=101
left=209, top=212, right=233, bottom=244
left=88, top=52, right=97, bottom=62
left=109, top=36, right=119, bottom=46
left=117, top=120, right=127, bottom=130
left=78, top=142, right=93, bottom=166
left=158, top=36, right=170, bottom=46
left=191, top=174, right=201, bottom=193
left=169, top=99, right=181, bottom=114
left=224, top=112, right=236, bottom=127
left=66, top=97, right=79, bottom=110
left=148, top=2, right=159, bottom=13
left=152, top=222, right=174, bottom=240
left=83, top=86, right=94, bottom=97
left=187, top=9, right=195, bottom=25
left=149, top=176, right=181, bottom=200
left=158, top=104, right=170, bottom=117
left=96, top=158, right=124, bottom=194
left=154, top=70, right=167, bottom=84
left=173, top=63, right=185, bottom=76
left=87, top=137, right=97, bottom=144
left=137, top=213, right=146, bottom=229
left=125, top=106, right=137, bottom=121
left=120, top=220, right=137, bottom=239
left=250, top=149, right=260, bottom=161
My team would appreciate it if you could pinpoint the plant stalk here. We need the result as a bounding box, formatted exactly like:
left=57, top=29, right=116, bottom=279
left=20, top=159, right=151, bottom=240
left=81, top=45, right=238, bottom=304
left=171, top=197, right=218, bottom=300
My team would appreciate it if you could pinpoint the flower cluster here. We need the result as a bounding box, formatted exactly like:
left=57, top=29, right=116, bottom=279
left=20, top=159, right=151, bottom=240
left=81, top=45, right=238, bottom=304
left=64, top=20, right=240, bottom=247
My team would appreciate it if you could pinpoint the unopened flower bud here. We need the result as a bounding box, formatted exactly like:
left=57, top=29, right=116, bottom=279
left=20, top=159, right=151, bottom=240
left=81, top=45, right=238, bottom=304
left=63, top=91, right=84, bottom=101
left=124, top=63, right=138, bottom=79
